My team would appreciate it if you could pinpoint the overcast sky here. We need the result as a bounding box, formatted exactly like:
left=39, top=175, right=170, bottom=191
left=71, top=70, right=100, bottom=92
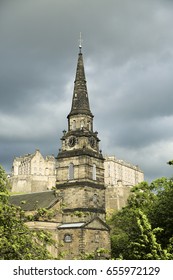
left=1, top=0, right=173, bottom=182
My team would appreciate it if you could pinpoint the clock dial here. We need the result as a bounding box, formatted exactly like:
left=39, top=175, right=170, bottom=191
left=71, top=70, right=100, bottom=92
left=68, top=136, right=76, bottom=147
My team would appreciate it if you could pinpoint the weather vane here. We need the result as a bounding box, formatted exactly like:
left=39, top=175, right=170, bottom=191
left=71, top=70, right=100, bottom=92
left=79, top=32, right=83, bottom=53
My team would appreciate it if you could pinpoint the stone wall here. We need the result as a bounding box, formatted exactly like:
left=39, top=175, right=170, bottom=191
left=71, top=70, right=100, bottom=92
left=26, top=219, right=110, bottom=260
left=105, top=180, right=132, bottom=213
left=56, top=154, right=104, bottom=185
left=57, top=184, right=106, bottom=223
left=104, top=156, right=144, bottom=213
left=10, top=174, right=56, bottom=193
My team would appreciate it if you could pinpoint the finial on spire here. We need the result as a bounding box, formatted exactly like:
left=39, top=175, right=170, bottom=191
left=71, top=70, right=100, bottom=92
left=79, top=32, right=83, bottom=53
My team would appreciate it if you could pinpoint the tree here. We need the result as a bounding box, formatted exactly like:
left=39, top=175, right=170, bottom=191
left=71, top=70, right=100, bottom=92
left=149, top=178, right=173, bottom=248
left=0, top=165, right=54, bottom=260
left=128, top=210, right=169, bottom=260
left=109, top=178, right=173, bottom=260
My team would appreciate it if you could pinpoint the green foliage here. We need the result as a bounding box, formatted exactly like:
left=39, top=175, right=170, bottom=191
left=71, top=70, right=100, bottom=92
left=0, top=166, right=10, bottom=203
left=109, top=177, right=173, bottom=260
left=73, top=211, right=90, bottom=218
left=80, top=248, right=110, bottom=260
left=33, top=208, right=57, bottom=221
left=74, top=211, right=84, bottom=217
left=0, top=165, right=55, bottom=260
left=128, top=210, right=169, bottom=260
left=149, top=178, right=173, bottom=247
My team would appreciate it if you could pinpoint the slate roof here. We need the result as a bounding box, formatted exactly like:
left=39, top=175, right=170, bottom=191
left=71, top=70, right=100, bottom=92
left=68, top=52, right=93, bottom=117
left=9, top=190, right=60, bottom=211
left=58, top=223, right=85, bottom=229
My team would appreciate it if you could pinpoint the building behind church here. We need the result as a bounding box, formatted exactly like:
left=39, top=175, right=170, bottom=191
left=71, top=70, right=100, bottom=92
left=10, top=149, right=56, bottom=193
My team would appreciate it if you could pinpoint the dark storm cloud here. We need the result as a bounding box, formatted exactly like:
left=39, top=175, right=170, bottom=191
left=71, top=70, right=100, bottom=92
left=1, top=0, right=173, bottom=182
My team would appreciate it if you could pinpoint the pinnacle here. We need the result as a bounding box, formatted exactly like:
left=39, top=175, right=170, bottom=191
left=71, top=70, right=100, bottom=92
left=69, top=52, right=93, bottom=117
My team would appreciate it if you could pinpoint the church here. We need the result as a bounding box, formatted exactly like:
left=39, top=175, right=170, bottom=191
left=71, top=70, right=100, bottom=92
left=10, top=46, right=111, bottom=259
left=10, top=45, right=143, bottom=259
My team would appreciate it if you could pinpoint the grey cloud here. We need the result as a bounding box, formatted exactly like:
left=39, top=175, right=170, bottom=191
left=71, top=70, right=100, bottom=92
left=1, top=0, right=173, bottom=182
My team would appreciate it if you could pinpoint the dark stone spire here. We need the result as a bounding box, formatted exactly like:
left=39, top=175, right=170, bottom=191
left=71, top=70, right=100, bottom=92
left=68, top=51, right=93, bottom=117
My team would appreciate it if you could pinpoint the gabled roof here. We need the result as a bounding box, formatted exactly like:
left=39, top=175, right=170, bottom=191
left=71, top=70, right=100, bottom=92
left=83, top=216, right=110, bottom=230
left=58, top=216, right=110, bottom=231
left=9, top=190, right=60, bottom=211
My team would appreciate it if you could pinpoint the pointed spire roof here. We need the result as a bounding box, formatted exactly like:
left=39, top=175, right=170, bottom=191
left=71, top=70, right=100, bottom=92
left=68, top=50, right=93, bottom=117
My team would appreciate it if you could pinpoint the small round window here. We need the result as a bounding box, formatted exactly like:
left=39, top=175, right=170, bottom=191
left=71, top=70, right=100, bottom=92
left=64, top=234, right=72, bottom=243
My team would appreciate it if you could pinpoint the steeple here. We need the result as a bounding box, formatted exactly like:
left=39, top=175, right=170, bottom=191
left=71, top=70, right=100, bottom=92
left=68, top=50, right=93, bottom=118
left=56, top=45, right=106, bottom=232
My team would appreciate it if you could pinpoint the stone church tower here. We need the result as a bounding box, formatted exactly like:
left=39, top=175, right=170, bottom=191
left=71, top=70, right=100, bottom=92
left=54, top=47, right=110, bottom=258
left=10, top=46, right=111, bottom=259
left=56, top=47, right=106, bottom=225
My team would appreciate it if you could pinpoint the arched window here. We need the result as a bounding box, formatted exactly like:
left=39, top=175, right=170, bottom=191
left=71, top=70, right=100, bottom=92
left=88, top=121, right=91, bottom=131
left=92, top=164, right=96, bottom=180
left=80, top=120, right=84, bottom=129
left=93, top=194, right=98, bottom=203
left=68, top=163, right=74, bottom=180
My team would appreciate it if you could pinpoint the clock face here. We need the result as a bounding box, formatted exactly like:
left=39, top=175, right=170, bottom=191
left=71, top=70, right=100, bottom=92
left=89, top=136, right=96, bottom=148
left=68, top=136, right=76, bottom=147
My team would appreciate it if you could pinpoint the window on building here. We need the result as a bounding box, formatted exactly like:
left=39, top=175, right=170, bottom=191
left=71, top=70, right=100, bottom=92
left=64, top=234, right=72, bottom=243
left=93, top=194, right=98, bottom=204
left=108, top=163, right=110, bottom=176
left=68, top=163, right=74, bottom=180
left=87, top=121, right=91, bottom=131
left=95, top=231, right=100, bottom=243
left=92, top=164, right=96, bottom=180
left=80, top=120, right=84, bottom=129
left=72, top=120, right=76, bottom=130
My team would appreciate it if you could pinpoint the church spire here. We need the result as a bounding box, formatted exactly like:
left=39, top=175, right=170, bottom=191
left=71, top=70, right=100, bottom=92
left=68, top=46, right=93, bottom=118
